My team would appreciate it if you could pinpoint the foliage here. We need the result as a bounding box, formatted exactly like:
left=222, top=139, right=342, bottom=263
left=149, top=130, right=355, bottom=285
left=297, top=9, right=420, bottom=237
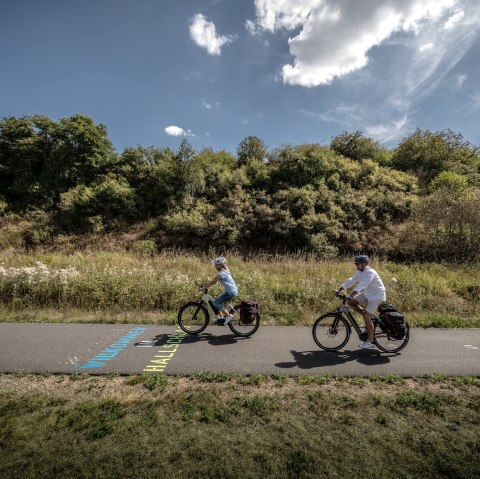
left=0, top=114, right=116, bottom=211
left=396, top=185, right=480, bottom=262
left=236, top=135, right=267, bottom=165
left=391, top=129, right=480, bottom=187
left=331, top=130, right=392, bottom=166
left=57, top=175, right=136, bottom=232
left=0, top=253, right=479, bottom=327
left=2, top=114, right=480, bottom=259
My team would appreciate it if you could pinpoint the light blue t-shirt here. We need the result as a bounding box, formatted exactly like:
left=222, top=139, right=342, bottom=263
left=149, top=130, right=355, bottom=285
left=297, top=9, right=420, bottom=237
left=218, top=269, right=238, bottom=295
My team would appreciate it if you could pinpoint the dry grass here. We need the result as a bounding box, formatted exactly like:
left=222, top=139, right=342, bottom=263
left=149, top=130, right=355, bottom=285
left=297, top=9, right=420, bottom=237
left=0, top=250, right=479, bottom=327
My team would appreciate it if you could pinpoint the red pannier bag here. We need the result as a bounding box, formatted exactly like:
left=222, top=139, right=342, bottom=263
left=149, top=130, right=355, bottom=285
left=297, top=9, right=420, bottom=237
left=240, top=300, right=258, bottom=325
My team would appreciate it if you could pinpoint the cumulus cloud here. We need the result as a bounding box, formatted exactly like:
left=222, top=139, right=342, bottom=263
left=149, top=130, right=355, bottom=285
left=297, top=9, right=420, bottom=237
left=249, top=0, right=457, bottom=86
left=165, top=126, right=194, bottom=137
left=189, top=13, right=237, bottom=55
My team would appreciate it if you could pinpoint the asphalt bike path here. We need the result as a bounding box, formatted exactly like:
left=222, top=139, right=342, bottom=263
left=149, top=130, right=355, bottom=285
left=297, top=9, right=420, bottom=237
left=0, top=323, right=479, bottom=377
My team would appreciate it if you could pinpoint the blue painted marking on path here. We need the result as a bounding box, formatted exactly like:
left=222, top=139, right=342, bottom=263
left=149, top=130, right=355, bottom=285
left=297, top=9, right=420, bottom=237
left=79, top=327, right=148, bottom=369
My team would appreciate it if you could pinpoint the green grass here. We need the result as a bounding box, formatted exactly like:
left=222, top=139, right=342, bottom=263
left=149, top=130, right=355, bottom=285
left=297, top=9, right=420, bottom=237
left=0, top=251, right=479, bottom=327
left=0, top=373, right=479, bottom=479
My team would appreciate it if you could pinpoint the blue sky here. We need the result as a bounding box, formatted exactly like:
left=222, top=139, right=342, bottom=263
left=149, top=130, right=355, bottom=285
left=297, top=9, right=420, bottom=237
left=1, top=0, right=479, bottom=154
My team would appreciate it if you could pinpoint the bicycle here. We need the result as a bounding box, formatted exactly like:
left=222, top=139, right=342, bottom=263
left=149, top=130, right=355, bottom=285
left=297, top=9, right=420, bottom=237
left=312, top=294, right=410, bottom=353
left=177, top=286, right=260, bottom=337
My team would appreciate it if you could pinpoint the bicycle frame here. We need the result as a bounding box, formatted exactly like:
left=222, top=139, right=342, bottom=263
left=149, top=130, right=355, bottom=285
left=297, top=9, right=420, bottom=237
left=335, top=295, right=384, bottom=337
left=336, top=302, right=365, bottom=336
left=200, top=289, right=235, bottom=320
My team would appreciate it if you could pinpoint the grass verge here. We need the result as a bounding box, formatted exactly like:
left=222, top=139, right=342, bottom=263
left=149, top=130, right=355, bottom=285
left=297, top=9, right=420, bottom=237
left=0, top=373, right=479, bottom=479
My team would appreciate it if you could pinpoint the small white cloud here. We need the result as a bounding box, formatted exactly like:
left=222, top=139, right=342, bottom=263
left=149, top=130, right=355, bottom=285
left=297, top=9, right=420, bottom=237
left=245, top=19, right=259, bottom=35
left=418, top=42, right=434, bottom=52
left=189, top=13, right=237, bottom=55
left=444, top=10, right=464, bottom=29
left=201, top=100, right=220, bottom=109
left=165, top=126, right=195, bottom=137
left=456, top=73, right=467, bottom=88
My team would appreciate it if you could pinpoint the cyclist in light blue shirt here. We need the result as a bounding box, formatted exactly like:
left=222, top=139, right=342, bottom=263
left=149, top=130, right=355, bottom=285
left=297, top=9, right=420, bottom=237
left=200, top=257, right=238, bottom=325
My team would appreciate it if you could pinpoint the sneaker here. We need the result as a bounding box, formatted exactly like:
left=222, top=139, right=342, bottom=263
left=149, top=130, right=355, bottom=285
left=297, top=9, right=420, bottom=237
left=223, top=315, right=233, bottom=325
left=214, top=318, right=225, bottom=326
left=359, top=340, right=375, bottom=350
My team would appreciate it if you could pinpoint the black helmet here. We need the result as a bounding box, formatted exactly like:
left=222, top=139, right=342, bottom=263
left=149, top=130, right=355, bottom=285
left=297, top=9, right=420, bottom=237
left=354, top=255, right=369, bottom=264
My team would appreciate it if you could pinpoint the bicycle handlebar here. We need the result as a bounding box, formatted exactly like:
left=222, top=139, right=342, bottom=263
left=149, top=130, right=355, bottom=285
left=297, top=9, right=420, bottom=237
left=196, top=282, right=209, bottom=293
left=334, top=292, right=351, bottom=303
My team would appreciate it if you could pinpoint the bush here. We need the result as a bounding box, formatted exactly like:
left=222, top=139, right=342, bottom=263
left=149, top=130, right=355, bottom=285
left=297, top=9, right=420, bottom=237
left=132, top=240, right=157, bottom=256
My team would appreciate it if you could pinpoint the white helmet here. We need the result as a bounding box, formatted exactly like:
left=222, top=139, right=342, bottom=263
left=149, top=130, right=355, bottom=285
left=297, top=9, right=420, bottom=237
left=213, top=257, right=227, bottom=265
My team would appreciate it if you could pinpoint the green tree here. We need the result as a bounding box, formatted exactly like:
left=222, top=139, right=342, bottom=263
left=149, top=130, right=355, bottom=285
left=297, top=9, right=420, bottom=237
left=236, top=135, right=267, bottom=165
left=0, top=114, right=117, bottom=211
left=119, top=146, right=184, bottom=218
left=391, top=129, right=480, bottom=186
left=58, top=175, right=136, bottom=232
left=330, top=131, right=392, bottom=166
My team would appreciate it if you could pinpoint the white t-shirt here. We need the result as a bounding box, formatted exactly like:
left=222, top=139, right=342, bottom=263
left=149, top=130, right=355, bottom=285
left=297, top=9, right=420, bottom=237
left=341, top=266, right=386, bottom=301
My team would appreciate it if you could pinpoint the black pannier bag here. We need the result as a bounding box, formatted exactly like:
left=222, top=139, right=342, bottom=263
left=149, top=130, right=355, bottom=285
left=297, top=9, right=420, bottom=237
left=378, top=304, right=398, bottom=314
left=378, top=303, right=406, bottom=340
left=240, top=300, right=258, bottom=325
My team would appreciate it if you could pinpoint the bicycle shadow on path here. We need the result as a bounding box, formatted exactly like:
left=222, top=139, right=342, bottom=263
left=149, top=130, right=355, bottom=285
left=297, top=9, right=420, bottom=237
left=275, top=349, right=396, bottom=370
left=135, top=331, right=248, bottom=348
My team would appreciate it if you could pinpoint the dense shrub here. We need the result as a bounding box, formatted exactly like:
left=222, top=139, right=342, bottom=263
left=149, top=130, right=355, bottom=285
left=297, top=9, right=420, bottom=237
left=2, top=113, right=479, bottom=260
left=391, top=129, right=480, bottom=187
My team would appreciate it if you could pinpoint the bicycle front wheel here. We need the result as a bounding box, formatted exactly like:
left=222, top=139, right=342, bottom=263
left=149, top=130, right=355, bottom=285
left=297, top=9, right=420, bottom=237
left=374, top=320, right=410, bottom=353
left=228, top=304, right=260, bottom=337
left=178, top=301, right=209, bottom=334
left=312, top=314, right=350, bottom=351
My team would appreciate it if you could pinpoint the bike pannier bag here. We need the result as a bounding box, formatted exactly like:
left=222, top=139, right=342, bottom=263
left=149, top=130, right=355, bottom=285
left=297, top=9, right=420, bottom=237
left=378, top=303, right=398, bottom=314
left=382, top=311, right=406, bottom=339
left=240, top=301, right=258, bottom=325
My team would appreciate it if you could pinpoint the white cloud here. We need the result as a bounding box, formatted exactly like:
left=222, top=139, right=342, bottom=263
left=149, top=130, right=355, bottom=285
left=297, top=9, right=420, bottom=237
left=165, top=126, right=195, bottom=137
left=201, top=100, right=221, bottom=109
left=249, top=0, right=457, bottom=86
left=365, top=116, right=409, bottom=144
left=300, top=104, right=362, bottom=124
left=189, top=13, right=237, bottom=55
left=444, top=10, right=465, bottom=29
left=418, top=42, right=435, bottom=52
left=456, top=73, right=468, bottom=88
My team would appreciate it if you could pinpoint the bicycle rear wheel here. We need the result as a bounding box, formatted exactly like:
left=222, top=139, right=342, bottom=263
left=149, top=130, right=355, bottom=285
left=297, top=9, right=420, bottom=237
left=178, top=301, right=209, bottom=334
left=312, top=314, right=350, bottom=351
left=374, top=320, right=410, bottom=353
left=228, top=304, right=260, bottom=337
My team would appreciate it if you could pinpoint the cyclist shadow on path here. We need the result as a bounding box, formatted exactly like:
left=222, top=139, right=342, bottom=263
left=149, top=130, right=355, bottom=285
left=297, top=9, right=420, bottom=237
left=135, top=332, right=248, bottom=348
left=275, top=349, right=395, bottom=370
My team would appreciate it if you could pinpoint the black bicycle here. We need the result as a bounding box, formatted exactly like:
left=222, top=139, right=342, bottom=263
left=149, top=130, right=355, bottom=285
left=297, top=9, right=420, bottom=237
left=177, top=287, right=260, bottom=337
left=312, top=294, right=410, bottom=353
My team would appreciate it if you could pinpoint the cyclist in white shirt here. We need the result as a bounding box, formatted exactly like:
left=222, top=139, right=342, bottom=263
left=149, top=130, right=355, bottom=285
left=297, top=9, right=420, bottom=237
left=336, top=255, right=386, bottom=349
